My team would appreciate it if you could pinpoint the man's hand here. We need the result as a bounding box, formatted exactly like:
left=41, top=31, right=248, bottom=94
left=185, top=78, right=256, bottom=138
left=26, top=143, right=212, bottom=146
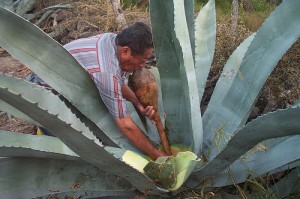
left=153, top=149, right=168, bottom=159
left=115, top=116, right=167, bottom=160
left=136, top=104, right=156, bottom=124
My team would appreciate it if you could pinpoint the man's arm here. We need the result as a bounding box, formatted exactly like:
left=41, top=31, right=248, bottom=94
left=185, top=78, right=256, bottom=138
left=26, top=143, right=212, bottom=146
left=115, top=115, right=166, bottom=160
left=121, top=84, right=143, bottom=110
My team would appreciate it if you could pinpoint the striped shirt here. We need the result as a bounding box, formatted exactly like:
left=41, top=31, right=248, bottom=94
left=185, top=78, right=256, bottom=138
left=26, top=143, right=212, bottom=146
left=64, top=33, right=128, bottom=118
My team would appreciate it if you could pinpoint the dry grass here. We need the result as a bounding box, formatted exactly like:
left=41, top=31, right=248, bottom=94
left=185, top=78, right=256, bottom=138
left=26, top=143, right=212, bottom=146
left=239, top=11, right=269, bottom=31
left=202, top=12, right=300, bottom=119
left=31, top=0, right=149, bottom=44
left=265, top=39, right=300, bottom=107
left=239, top=1, right=276, bottom=31
left=201, top=18, right=253, bottom=108
left=33, top=0, right=117, bottom=44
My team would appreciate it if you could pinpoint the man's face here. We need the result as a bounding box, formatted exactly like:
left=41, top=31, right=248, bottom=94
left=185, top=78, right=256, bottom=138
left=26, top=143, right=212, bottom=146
left=119, top=47, right=153, bottom=72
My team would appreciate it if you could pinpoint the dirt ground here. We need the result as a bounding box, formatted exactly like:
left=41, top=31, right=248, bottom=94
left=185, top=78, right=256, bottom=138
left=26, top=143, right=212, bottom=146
left=0, top=50, right=36, bottom=134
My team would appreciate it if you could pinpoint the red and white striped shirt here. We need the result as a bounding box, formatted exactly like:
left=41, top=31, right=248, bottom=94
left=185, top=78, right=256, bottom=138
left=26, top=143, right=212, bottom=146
left=64, top=33, right=128, bottom=118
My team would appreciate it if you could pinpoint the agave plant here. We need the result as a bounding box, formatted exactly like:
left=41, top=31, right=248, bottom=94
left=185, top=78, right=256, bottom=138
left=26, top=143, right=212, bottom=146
left=0, top=0, right=37, bottom=18
left=0, top=0, right=300, bottom=198
left=0, top=0, right=72, bottom=21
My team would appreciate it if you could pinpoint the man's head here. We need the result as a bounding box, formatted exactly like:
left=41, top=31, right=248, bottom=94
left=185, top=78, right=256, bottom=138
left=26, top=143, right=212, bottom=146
left=116, top=22, right=154, bottom=72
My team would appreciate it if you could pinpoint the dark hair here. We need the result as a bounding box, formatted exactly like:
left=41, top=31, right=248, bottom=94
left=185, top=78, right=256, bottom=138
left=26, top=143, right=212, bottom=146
left=116, top=22, right=153, bottom=56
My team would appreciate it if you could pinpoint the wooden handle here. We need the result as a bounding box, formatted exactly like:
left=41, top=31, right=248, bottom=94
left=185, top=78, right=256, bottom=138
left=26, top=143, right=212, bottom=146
left=154, top=113, right=172, bottom=155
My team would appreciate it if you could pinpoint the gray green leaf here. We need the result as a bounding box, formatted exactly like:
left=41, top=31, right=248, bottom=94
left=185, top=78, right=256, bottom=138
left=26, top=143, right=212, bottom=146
left=211, top=135, right=300, bottom=187
left=194, top=0, right=216, bottom=102
left=0, top=131, right=79, bottom=160
left=190, top=105, right=300, bottom=188
left=150, top=0, right=203, bottom=154
left=0, top=7, right=133, bottom=150
left=0, top=74, right=163, bottom=194
left=202, top=0, right=300, bottom=160
left=0, top=157, right=136, bottom=198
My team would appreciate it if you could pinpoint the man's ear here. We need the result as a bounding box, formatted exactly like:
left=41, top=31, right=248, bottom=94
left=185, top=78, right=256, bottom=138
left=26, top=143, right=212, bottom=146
left=120, top=46, right=131, bottom=59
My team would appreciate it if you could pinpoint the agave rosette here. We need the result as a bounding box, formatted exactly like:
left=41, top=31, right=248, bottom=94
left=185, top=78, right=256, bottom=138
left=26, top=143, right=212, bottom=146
left=0, top=0, right=300, bottom=198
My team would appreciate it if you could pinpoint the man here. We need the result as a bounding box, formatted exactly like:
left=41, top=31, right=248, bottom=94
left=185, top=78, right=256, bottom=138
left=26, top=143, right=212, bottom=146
left=29, top=22, right=166, bottom=160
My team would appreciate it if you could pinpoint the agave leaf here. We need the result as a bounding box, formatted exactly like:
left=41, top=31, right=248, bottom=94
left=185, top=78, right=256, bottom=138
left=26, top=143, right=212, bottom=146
left=144, top=156, right=177, bottom=189
left=122, top=150, right=200, bottom=191
left=294, top=98, right=300, bottom=105
left=202, top=0, right=300, bottom=160
left=26, top=4, right=73, bottom=23
left=0, top=131, right=79, bottom=160
left=203, top=35, right=256, bottom=117
left=173, top=0, right=203, bottom=154
left=14, top=0, right=36, bottom=16
left=0, top=73, right=114, bottom=147
left=0, top=157, right=136, bottom=198
left=270, top=160, right=300, bottom=176
left=126, top=101, right=150, bottom=137
left=189, top=105, right=300, bottom=188
left=150, top=0, right=190, bottom=149
left=202, top=33, right=255, bottom=158
left=150, top=0, right=203, bottom=154
left=140, top=151, right=200, bottom=190
left=259, top=136, right=291, bottom=150
left=210, top=135, right=300, bottom=187
left=122, top=150, right=150, bottom=173
left=0, top=7, right=134, bottom=150
left=0, top=74, right=164, bottom=194
left=37, top=3, right=73, bottom=13
left=0, top=99, right=40, bottom=126
left=0, top=0, right=14, bottom=11
left=170, top=152, right=200, bottom=191
left=271, top=167, right=300, bottom=198
left=194, top=0, right=216, bottom=102
left=184, top=0, right=195, bottom=59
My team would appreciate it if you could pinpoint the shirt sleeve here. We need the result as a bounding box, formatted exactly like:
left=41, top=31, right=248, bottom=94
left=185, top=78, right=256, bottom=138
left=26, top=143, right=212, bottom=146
left=121, top=72, right=132, bottom=85
left=92, top=72, right=128, bottom=119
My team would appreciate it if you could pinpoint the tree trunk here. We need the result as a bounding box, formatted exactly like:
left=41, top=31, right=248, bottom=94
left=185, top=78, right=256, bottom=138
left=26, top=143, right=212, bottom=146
left=232, top=0, right=238, bottom=38
left=108, top=0, right=127, bottom=30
